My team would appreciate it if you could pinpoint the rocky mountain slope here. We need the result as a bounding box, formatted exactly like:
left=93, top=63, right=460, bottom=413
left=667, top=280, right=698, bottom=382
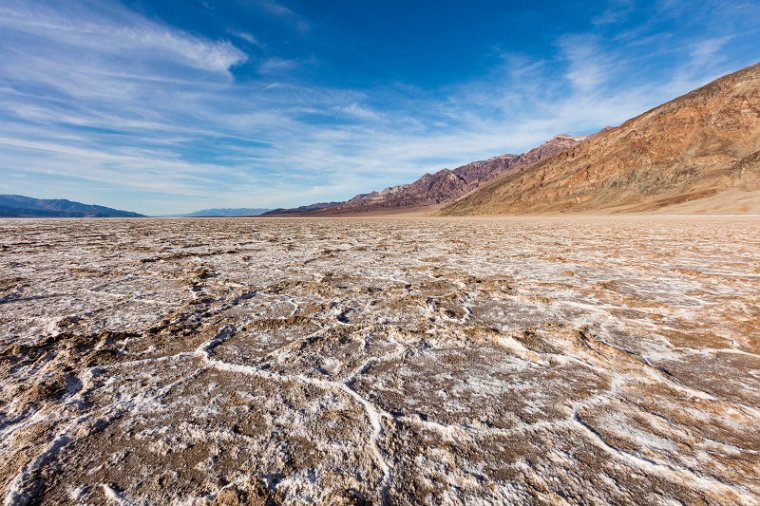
left=441, top=63, right=760, bottom=215
left=323, top=134, right=583, bottom=215
left=0, top=195, right=144, bottom=218
left=263, top=135, right=583, bottom=216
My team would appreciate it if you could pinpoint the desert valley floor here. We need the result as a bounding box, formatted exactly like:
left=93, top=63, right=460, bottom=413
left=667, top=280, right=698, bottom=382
left=1, top=216, right=759, bottom=505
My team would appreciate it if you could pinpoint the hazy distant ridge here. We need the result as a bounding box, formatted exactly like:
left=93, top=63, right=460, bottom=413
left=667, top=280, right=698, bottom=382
left=262, top=202, right=342, bottom=216
left=185, top=208, right=271, bottom=217
left=0, top=195, right=144, bottom=218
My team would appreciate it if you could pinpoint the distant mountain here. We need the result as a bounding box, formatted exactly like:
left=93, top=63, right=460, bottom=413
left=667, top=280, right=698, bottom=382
left=328, top=134, right=584, bottom=214
left=261, top=202, right=343, bottom=216
left=441, top=62, right=760, bottom=215
left=0, top=195, right=144, bottom=218
left=263, top=135, right=584, bottom=216
left=185, top=208, right=270, bottom=217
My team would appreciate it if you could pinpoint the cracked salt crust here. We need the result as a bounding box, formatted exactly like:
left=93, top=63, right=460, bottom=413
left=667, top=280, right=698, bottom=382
left=0, top=216, right=759, bottom=505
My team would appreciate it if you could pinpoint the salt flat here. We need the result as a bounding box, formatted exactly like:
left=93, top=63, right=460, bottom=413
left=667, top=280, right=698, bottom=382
left=1, top=216, right=759, bottom=505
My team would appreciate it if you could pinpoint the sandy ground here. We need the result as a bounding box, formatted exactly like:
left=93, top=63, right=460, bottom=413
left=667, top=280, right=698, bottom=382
left=1, top=216, right=759, bottom=505
left=648, top=189, right=760, bottom=215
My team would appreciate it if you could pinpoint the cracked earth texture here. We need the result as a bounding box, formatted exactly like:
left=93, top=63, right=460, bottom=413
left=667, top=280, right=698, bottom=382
left=0, top=216, right=759, bottom=505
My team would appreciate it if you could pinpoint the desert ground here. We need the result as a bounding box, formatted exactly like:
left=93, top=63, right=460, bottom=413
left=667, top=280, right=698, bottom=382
left=1, top=216, right=759, bottom=505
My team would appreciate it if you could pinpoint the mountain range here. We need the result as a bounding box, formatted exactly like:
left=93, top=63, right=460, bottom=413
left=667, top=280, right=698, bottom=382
left=265, top=62, right=760, bottom=217
left=261, top=202, right=343, bottom=216
left=264, top=135, right=585, bottom=216
left=441, top=62, right=760, bottom=215
left=0, top=195, right=144, bottom=218
left=184, top=208, right=271, bottom=217
left=326, top=134, right=585, bottom=215
left=4, top=63, right=758, bottom=218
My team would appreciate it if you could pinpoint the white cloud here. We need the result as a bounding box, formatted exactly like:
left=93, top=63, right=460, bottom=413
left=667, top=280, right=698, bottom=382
left=339, top=103, right=383, bottom=121
left=231, top=31, right=262, bottom=46
left=257, top=57, right=298, bottom=75
left=0, top=0, right=757, bottom=214
left=0, top=2, right=247, bottom=74
left=245, top=0, right=310, bottom=33
left=690, top=37, right=731, bottom=67
left=558, top=35, right=609, bottom=92
left=592, top=0, right=635, bottom=26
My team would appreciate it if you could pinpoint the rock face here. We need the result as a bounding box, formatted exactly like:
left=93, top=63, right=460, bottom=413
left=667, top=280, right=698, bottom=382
left=0, top=195, right=144, bottom=218
left=319, top=134, right=583, bottom=215
left=441, top=62, right=760, bottom=215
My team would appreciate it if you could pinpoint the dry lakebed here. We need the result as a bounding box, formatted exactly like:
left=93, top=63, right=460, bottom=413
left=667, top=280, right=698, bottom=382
left=0, top=216, right=759, bottom=505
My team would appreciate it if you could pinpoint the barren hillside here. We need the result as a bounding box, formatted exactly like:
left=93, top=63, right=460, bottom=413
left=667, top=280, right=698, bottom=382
left=441, top=63, right=760, bottom=215
left=267, top=135, right=583, bottom=216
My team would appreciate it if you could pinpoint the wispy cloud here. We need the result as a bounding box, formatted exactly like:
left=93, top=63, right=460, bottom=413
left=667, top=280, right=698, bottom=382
left=0, top=2, right=247, bottom=74
left=689, top=36, right=731, bottom=67
left=244, top=0, right=310, bottom=33
left=592, top=0, right=635, bottom=26
left=231, top=31, right=264, bottom=48
left=558, top=35, right=610, bottom=93
left=257, top=57, right=300, bottom=75
left=0, top=0, right=757, bottom=214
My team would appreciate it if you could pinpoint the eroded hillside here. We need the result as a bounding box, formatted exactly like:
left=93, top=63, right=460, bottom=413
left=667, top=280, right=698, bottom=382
left=441, top=63, right=760, bottom=215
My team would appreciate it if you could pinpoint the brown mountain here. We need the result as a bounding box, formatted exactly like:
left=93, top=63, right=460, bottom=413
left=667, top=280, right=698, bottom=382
left=441, top=62, right=760, bottom=216
left=302, top=134, right=584, bottom=216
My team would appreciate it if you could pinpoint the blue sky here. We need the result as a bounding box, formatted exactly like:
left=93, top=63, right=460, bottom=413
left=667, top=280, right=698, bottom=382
left=0, top=0, right=758, bottom=215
